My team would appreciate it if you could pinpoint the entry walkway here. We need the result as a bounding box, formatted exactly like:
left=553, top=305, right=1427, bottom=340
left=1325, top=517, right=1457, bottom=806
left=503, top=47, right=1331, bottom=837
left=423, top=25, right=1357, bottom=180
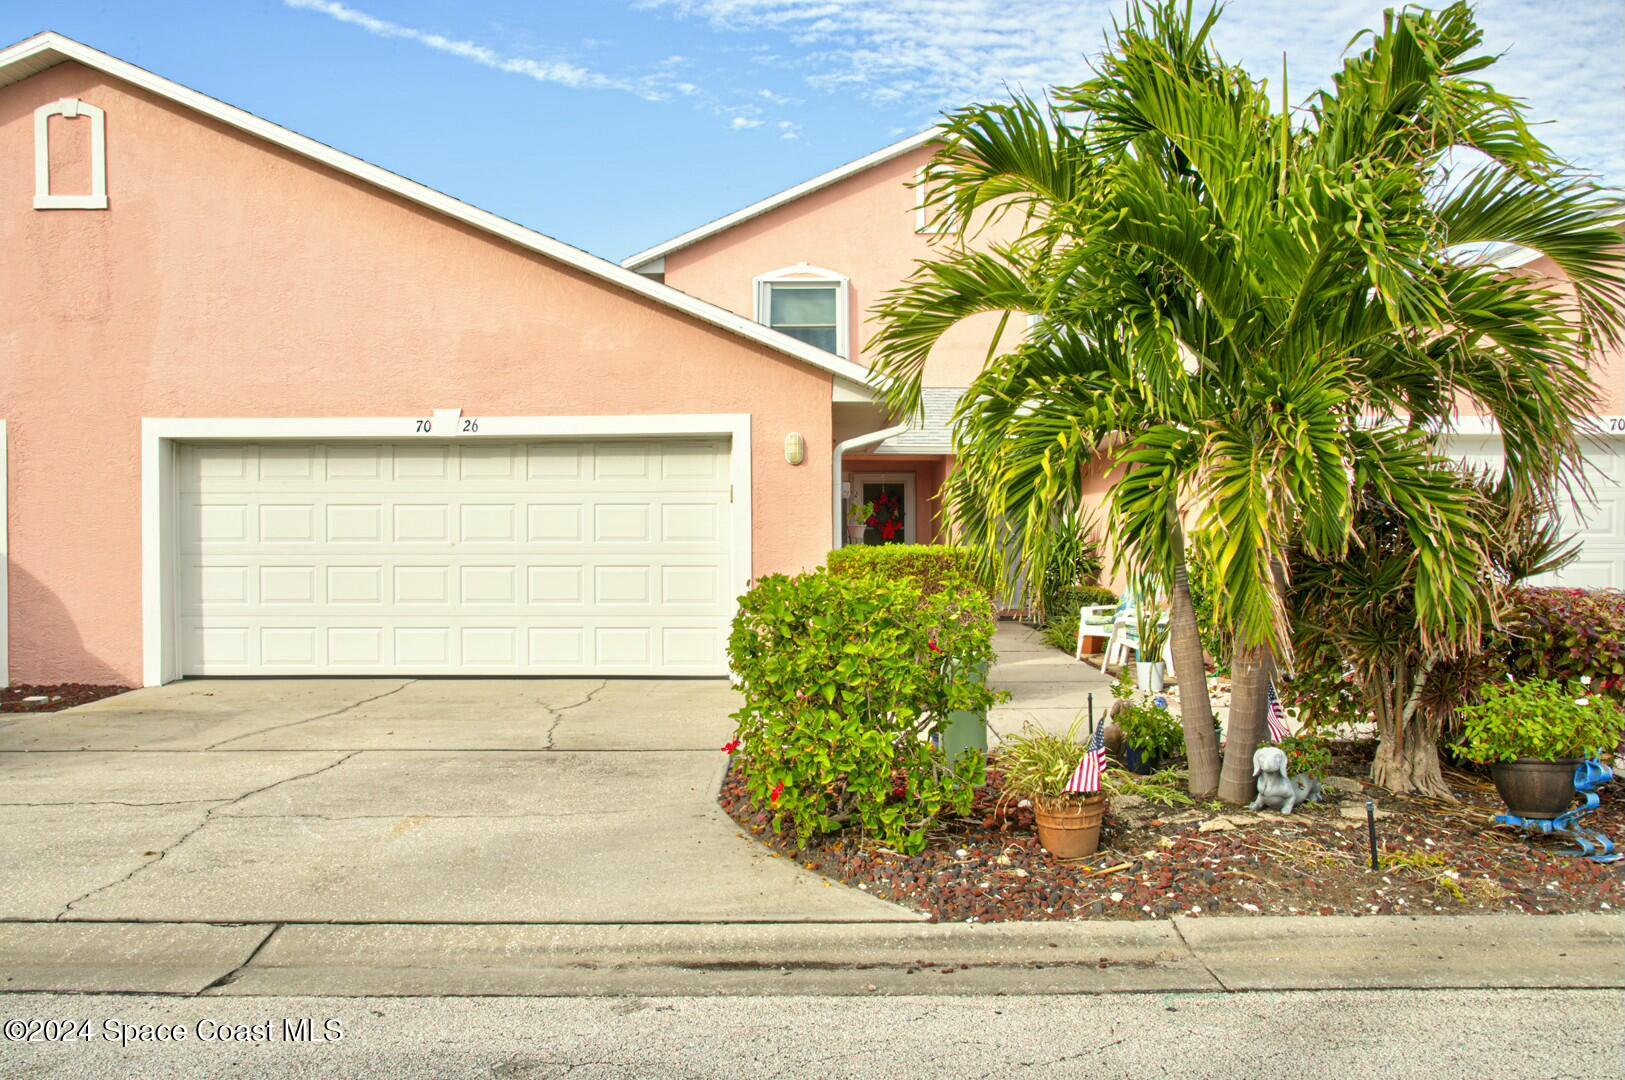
left=987, top=620, right=1114, bottom=744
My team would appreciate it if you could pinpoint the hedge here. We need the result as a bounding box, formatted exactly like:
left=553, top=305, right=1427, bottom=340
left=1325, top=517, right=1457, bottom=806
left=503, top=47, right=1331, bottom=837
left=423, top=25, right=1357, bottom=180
left=1503, top=588, right=1625, bottom=699
left=726, top=568, right=995, bottom=854
left=826, top=544, right=984, bottom=597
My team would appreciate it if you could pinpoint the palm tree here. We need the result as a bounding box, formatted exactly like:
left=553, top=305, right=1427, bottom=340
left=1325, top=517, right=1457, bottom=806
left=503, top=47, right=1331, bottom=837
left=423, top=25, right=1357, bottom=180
left=870, top=1, right=1624, bottom=802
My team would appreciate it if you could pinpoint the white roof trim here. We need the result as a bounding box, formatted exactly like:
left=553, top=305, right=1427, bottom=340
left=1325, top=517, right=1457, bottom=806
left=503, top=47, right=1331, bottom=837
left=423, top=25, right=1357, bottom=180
left=0, top=31, right=879, bottom=394
left=622, top=129, right=939, bottom=269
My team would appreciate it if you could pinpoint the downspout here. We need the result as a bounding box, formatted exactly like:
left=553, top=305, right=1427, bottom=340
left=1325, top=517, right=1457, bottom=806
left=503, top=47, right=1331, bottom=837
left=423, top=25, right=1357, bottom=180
left=832, top=422, right=909, bottom=548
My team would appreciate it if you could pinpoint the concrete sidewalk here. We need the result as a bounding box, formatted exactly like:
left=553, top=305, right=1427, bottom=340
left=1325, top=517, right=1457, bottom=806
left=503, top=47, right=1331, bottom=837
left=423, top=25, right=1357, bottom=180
left=988, top=621, right=1113, bottom=743
left=1, top=914, right=1616, bottom=997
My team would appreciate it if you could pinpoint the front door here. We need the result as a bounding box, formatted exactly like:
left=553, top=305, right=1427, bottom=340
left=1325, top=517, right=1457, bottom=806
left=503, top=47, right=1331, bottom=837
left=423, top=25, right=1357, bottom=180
left=858, top=474, right=915, bottom=545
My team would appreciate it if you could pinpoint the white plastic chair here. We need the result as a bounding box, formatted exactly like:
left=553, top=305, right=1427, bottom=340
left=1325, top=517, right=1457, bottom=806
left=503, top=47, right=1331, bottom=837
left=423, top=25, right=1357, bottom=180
left=1075, top=590, right=1135, bottom=664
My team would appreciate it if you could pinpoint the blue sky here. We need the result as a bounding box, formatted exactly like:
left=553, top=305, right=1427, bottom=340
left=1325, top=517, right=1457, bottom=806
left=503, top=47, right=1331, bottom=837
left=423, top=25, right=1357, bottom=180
left=4, top=1, right=1620, bottom=260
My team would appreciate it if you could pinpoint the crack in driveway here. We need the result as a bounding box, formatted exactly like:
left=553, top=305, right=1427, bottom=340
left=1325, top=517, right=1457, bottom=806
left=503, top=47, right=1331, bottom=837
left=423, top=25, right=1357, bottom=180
left=54, top=751, right=361, bottom=920
left=205, top=682, right=415, bottom=749
left=542, top=681, right=608, bottom=751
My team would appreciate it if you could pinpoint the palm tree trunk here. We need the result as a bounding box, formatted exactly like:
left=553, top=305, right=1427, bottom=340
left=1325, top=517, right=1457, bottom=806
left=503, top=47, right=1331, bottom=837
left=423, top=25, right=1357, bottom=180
left=1218, top=644, right=1270, bottom=804
left=1167, top=516, right=1219, bottom=798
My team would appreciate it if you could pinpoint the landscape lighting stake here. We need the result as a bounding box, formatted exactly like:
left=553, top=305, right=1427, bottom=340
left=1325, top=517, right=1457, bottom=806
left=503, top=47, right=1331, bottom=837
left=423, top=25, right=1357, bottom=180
left=1366, top=799, right=1379, bottom=871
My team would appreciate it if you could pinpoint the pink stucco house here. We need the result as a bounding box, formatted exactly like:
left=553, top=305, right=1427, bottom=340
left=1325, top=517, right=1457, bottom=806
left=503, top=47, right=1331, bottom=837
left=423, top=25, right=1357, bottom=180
left=1, top=32, right=1620, bottom=689
left=627, top=131, right=1625, bottom=597
left=0, top=32, right=901, bottom=686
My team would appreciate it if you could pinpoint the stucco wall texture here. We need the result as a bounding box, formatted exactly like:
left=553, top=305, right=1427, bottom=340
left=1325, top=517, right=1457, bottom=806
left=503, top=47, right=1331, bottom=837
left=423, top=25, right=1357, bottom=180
left=661, top=144, right=1023, bottom=388
left=0, top=62, right=835, bottom=685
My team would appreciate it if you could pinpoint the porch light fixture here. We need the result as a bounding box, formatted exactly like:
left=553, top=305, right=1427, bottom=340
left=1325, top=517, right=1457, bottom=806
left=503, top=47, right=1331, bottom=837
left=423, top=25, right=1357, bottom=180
left=784, top=432, right=806, bottom=466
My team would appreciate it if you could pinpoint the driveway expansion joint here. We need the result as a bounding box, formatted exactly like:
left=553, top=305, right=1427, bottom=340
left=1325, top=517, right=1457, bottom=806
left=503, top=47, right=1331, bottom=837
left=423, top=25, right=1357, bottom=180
left=53, top=751, right=362, bottom=921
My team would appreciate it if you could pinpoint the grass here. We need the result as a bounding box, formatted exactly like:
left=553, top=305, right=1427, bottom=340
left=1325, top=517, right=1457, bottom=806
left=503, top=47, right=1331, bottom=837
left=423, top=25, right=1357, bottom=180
left=1103, top=766, right=1196, bottom=807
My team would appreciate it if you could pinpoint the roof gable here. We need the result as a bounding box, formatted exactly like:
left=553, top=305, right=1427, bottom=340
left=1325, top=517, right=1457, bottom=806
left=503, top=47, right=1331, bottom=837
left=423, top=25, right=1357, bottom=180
left=621, top=130, right=938, bottom=271
left=0, top=31, right=877, bottom=396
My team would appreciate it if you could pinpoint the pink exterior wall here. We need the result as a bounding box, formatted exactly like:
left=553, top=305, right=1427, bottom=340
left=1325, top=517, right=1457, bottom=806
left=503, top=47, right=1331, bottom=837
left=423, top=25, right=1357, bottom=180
left=0, top=62, right=836, bottom=685
left=662, top=144, right=1021, bottom=388
left=1513, top=255, right=1625, bottom=415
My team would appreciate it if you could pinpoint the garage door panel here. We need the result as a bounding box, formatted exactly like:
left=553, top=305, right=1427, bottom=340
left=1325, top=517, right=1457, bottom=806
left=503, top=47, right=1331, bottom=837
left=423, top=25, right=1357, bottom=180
left=179, top=439, right=734, bottom=676
left=1445, top=433, right=1625, bottom=590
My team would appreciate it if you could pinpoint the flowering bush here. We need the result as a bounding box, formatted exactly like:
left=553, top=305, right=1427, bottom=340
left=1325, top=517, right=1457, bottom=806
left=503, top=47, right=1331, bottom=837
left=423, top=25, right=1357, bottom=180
left=1455, top=678, right=1625, bottom=763
left=1279, top=734, right=1333, bottom=779
left=726, top=569, right=996, bottom=854
left=1502, top=588, right=1625, bottom=700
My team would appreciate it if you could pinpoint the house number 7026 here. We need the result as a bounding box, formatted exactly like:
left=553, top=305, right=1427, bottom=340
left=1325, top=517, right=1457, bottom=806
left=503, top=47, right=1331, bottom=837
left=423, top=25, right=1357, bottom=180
left=412, top=418, right=480, bottom=434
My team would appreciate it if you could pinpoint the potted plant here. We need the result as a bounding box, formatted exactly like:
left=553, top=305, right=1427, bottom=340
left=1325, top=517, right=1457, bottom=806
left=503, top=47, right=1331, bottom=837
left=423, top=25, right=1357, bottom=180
left=1115, top=696, right=1183, bottom=774
left=996, top=722, right=1108, bottom=858
left=845, top=500, right=874, bottom=545
left=1456, top=677, right=1625, bottom=819
left=1135, top=614, right=1168, bottom=692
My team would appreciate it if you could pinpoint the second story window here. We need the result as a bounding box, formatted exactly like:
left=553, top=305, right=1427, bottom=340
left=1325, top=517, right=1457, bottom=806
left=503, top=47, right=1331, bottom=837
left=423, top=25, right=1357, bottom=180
left=755, top=264, right=850, bottom=358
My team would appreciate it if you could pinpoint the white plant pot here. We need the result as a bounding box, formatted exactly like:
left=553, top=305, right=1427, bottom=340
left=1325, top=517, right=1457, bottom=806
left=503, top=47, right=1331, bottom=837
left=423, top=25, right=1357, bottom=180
left=1136, top=661, right=1165, bottom=693
left=845, top=524, right=867, bottom=543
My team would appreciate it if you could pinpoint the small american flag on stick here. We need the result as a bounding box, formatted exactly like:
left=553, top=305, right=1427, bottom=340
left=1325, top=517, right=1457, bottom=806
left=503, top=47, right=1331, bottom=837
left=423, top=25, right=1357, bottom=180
left=1265, top=679, right=1291, bottom=743
left=1065, top=718, right=1109, bottom=794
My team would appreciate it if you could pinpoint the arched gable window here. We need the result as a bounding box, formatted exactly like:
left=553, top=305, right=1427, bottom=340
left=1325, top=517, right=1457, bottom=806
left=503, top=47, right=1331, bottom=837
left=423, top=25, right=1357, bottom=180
left=34, top=98, right=108, bottom=210
left=753, top=264, right=850, bottom=358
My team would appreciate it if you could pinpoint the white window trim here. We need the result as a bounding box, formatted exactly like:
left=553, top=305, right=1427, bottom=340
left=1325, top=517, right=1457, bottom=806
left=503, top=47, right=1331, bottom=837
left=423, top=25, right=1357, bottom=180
left=754, top=264, right=851, bottom=360
left=848, top=471, right=918, bottom=544
left=140, top=413, right=752, bottom=687
left=34, top=98, right=108, bottom=210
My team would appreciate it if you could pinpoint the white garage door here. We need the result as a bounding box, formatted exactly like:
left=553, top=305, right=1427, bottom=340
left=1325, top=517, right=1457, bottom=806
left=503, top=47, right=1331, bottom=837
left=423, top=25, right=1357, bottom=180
left=178, top=439, right=735, bottom=676
left=1446, top=434, right=1625, bottom=588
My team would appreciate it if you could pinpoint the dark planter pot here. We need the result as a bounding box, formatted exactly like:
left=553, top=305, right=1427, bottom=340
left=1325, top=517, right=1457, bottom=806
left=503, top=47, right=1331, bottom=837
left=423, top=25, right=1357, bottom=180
left=1490, top=758, right=1581, bottom=820
left=1123, top=745, right=1158, bottom=775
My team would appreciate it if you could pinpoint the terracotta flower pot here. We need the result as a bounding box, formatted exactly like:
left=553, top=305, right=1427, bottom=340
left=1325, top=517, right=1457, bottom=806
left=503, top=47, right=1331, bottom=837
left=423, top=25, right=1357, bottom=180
left=1032, top=794, right=1107, bottom=858
left=1490, top=758, right=1581, bottom=820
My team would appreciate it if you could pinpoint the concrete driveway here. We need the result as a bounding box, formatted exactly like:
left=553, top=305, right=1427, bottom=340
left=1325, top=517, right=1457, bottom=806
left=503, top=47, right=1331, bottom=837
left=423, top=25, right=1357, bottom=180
left=0, top=680, right=916, bottom=924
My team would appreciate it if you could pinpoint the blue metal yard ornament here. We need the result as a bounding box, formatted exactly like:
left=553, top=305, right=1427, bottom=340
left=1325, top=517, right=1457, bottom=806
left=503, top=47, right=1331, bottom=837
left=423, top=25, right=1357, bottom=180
left=1493, top=759, right=1620, bottom=863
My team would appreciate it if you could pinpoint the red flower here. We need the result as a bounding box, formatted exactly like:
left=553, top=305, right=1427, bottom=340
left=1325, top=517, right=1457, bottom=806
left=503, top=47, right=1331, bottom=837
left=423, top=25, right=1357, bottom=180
left=770, top=782, right=785, bottom=804
left=879, top=520, right=900, bottom=541
left=866, top=515, right=879, bottom=526
left=927, top=637, right=941, bottom=653
left=721, top=739, right=742, bottom=755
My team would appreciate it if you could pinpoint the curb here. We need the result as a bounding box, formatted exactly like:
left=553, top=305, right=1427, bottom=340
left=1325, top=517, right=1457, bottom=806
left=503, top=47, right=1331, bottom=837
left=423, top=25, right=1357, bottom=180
left=1, top=913, right=1618, bottom=997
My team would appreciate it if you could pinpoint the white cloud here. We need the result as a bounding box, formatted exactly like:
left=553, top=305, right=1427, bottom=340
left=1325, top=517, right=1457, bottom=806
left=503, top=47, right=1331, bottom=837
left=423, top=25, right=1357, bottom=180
left=730, top=115, right=765, bottom=129
left=285, top=0, right=673, bottom=101
left=638, top=0, right=1624, bottom=185
left=778, top=119, right=802, bottom=140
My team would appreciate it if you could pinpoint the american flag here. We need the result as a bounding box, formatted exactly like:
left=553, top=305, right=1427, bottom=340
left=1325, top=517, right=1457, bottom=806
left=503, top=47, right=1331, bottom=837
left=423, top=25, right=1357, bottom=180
left=1065, top=719, right=1109, bottom=794
left=1265, top=679, right=1291, bottom=743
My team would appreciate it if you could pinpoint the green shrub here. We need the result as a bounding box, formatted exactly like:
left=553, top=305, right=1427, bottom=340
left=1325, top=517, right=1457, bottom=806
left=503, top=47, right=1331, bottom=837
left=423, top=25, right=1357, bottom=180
left=995, top=721, right=1097, bottom=810
left=826, top=544, right=983, bottom=598
left=1036, top=517, right=1105, bottom=625
left=1502, top=588, right=1625, bottom=700
left=1279, top=734, right=1333, bottom=779
left=727, top=570, right=995, bottom=854
left=1039, top=585, right=1118, bottom=652
left=1114, top=698, right=1183, bottom=762
left=1455, top=678, right=1625, bottom=763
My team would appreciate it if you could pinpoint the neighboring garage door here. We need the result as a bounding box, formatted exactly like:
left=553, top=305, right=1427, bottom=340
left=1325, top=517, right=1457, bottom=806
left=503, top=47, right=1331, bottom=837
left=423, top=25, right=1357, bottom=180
left=1446, top=433, right=1625, bottom=588
left=178, top=439, right=734, bottom=675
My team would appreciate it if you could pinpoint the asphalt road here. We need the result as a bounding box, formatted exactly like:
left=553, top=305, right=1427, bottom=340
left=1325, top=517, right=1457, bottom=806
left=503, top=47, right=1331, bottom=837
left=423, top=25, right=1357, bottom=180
left=2, top=989, right=1619, bottom=1078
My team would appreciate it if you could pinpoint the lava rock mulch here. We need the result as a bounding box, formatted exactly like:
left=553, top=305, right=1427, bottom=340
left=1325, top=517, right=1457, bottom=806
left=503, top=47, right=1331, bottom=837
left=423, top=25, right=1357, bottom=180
left=719, top=760, right=1624, bottom=922
left=0, top=683, right=131, bottom=713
